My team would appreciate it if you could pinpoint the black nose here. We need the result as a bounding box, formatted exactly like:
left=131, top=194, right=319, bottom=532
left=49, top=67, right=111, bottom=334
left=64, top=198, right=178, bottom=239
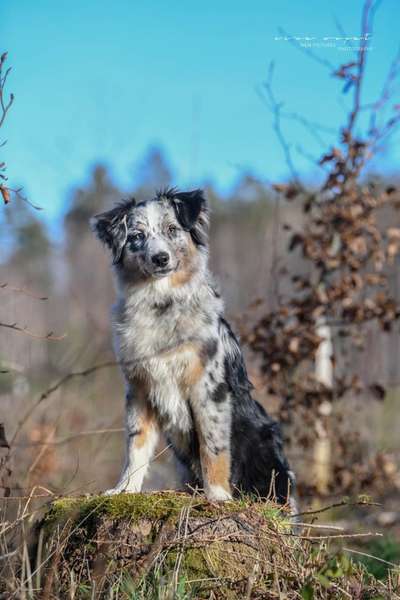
left=151, top=252, right=170, bottom=267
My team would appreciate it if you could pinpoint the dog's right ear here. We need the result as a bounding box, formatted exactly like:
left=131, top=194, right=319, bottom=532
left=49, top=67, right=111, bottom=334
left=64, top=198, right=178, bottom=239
left=90, top=200, right=135, bottom=264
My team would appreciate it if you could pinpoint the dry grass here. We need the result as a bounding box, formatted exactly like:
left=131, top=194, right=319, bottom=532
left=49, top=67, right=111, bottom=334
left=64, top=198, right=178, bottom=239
left=1, top=491, right=399, bottom=599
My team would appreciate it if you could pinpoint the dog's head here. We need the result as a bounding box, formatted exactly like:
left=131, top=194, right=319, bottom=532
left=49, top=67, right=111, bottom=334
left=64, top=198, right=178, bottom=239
left=91, top=188, right=208, bottom=283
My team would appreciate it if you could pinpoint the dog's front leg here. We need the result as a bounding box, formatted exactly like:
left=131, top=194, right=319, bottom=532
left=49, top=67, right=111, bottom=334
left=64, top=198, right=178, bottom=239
left=190, top=383, right=233, bottom=502
left=105, top=380, right=159, bottom=495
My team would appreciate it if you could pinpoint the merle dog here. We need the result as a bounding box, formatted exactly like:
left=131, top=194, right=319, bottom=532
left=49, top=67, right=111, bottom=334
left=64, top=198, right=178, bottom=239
left=91, top=189, right=295, bottom=503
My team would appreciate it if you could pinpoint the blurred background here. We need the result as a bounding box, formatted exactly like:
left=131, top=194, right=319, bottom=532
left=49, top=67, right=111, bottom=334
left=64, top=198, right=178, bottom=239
left=1, top=0, right=400, bottom=552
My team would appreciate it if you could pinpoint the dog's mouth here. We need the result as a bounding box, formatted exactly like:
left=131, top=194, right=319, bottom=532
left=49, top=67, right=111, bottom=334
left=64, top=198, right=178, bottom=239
left=137, top=259, right=180, bottom=279
left=152, top=267, right=174, bottom=278
left=147, top=260, right=180, bottom=279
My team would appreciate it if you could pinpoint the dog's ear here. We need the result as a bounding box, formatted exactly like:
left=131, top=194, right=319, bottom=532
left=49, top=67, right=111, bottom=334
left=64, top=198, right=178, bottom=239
left=171, top=189, right=206, bottom=231
left=90, top=200, right=135, bottom=264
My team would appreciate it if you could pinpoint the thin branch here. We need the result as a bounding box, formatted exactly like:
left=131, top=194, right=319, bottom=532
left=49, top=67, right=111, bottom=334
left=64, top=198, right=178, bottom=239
left=343, top=546, right=399, bottom=568
left=366, top=45, right=400, bottom=116
left=290, top=498, right=381, bottom=519
left=277, top=27, right=336, bottom=72
left=0, top=67, right=14, bottom=130
left=9, top=361, right=118, bottom=446
left=347, top=0, right=373, bottom=135
left=0, top=282, right=48, bottom=301
left=0, top=322, right=65, bottom=341
left=0, top=53, right=41, bottom=210
left=13, top=187, right=43, bottom=211
left=0, top=53, right=14, bottom=131
left=14, top=427, right=124, bottom=447
left=259, top=62, right=303, bottom=186
left=280, top=111, right=336, bottom=148
left=281, top=531, right=383, bottom=541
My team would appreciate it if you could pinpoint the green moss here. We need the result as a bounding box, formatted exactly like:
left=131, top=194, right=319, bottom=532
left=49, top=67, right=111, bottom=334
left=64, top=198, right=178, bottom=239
left=163, top=546, right=211, bottom=587
left=258, top=503, right=289, bottom=528
left=44, top=491, right=286, bottom=531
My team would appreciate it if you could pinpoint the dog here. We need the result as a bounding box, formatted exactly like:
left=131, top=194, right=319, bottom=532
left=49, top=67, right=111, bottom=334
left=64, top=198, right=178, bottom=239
left=91, top=188, right=295, bottom=503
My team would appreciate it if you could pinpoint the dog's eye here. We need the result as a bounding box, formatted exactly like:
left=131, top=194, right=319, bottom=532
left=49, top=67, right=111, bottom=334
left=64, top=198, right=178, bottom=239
left=130, top=231, right=145, bottom=244
left=168, top=225, right=178, bottom=236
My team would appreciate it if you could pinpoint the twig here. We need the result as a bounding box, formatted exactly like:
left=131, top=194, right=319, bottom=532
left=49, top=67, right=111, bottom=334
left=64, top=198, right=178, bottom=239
left=295, top=522, right=345, bottom=531
left=289, top=499, right=381, bottom=519
left=0, top=322, right=65, bottom=341
left=0, top=549, right=18, bottom=561
left=277, top=27, right=336, bottom=72
left=0, top=54, right=40, bottom=209
left=281, top=110, right=336, bottom=148
left=9, top=361, right=117, bottom=446
left=0, top=52, right=14, bottom=130
left=347, top=0, right=373, bottom=135
left=343, top=546, right=399, bottom=568
left=13, top=427, right=124, bottom=447
left=259, top=62, right=303, bottom=186
left=0, top=282, right=48, bottom=300
left=281, top=531, right=383, bottom=541
left=13, top=187, right=43, bottom=211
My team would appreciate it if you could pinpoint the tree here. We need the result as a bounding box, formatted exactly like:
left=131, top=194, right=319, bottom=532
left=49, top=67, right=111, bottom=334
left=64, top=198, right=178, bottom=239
left=65, top=164, right=119, bottom=242
left=247, top=0, right=400, bottom=498
left=132, top=146, right=173, bottom=198
left=0, top=52, right=14, bottom=206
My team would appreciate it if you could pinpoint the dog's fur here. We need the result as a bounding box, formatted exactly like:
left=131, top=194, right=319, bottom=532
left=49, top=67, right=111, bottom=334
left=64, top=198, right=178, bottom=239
left=91, top=188, right=295, bottom=502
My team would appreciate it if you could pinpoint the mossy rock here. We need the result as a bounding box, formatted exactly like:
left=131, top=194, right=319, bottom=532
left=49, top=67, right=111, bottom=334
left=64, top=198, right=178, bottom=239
left=33, top=491, right=390, bottom=599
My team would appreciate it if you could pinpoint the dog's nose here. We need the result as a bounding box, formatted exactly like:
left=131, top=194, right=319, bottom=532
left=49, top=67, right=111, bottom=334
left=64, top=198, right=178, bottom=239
left=151, top=252, right=170, bottom=267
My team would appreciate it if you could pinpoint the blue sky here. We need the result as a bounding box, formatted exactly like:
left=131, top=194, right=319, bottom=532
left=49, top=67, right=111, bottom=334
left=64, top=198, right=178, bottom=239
left=2, top=0, right=399, bottom=223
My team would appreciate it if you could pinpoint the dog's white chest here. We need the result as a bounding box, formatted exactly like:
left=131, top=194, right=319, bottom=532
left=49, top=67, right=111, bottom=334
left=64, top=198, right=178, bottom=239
left=115, top=300, right=200, bottom=429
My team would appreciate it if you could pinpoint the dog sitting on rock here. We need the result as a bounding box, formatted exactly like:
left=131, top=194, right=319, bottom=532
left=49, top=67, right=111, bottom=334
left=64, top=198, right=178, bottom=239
left=91, top=188, right=295, bottom=503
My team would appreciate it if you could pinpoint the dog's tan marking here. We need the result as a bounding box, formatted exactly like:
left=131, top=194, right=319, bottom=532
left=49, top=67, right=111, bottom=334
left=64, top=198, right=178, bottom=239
left=161, top=341, right=205, bottom=389
left=175, top=342, right=205, bottom=388
left=131, top=377, right=157, bottom=449
left=135, top=407, right=157, bottom=449
left=201, top=449, right=231, bottom=492
left=183, top=351, right=205, bottom=386
left=170, top=238, right=197, bottom=287
left=170, top=268, right=194, bottom=287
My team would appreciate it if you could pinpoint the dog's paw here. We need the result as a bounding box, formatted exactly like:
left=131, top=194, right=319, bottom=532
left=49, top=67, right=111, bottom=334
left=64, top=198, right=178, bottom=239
left=103, top=487, right=126, bottom=496
left=104, top=482, right=143, bottom=495
left=205, top=485, right=233, bottom=502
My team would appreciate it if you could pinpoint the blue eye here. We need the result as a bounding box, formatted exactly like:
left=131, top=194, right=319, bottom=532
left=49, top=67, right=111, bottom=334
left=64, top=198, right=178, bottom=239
left=129, top=231, right=145, bottom=246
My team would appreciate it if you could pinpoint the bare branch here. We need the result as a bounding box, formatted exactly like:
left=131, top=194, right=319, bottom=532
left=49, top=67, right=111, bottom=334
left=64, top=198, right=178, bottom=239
left=9, top=361, right=118, bottom=446
left=0, top=53, right=41, bottom=209
left=13, top=187, right=43, bottom=211
left=290, top=499, right=381, bottom=519
left=277, top=27, right=336, bottom=71
left=343, top=546, right=400, bottom=568
left=259, top=62, right=303, bottom=186
left=0, top=53, right=14, bottom=130
left=14, top=428, right=124, bottom=447
left=280, top=111, right=336, bottom=148
left=0, top=322, right=65, bottom=341
left=0, top=282, right=48, bottom=301
left=346, top=0, right=374, bottom=135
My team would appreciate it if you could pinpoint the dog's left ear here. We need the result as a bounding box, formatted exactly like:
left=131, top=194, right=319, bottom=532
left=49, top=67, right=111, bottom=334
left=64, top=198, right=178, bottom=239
left=172, top=189, right=206, bottom=231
